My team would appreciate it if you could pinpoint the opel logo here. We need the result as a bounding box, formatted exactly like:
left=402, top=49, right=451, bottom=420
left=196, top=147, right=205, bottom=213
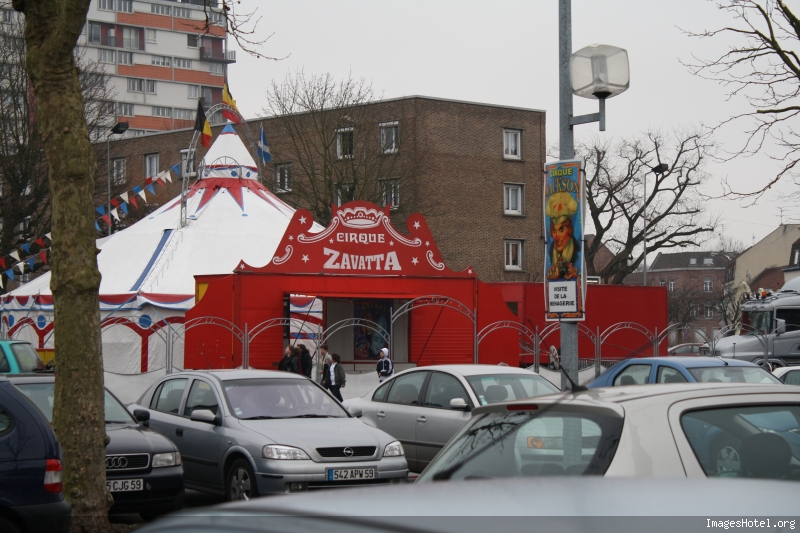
left=106, top=456, right=128, bottom=469
left=343, top=447, right=354, bottom=457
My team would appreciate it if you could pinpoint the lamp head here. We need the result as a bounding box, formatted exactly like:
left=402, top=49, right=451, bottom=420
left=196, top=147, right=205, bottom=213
left=651, top=163, right=669, bottom=175
left=570, top=44, right=630, bottom=100
left=111, top=122, right=129, bottom=135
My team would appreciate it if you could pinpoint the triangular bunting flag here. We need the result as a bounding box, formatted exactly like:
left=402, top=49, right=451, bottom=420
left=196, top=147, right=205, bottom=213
left=96, top=206, right=106, bottom=216
left=120, top=203, right=128, bottom=215
left=46, top=233, right=51, bottom=240
left=137, top=189, right=147, bottom=201
left=27, top=257, right=34, bottom=271
left=156, top=179, right=165, bottom=188
left=120, top=192, right=129, bottom=203
left=95, top=221, right=101, bottom=231
left=110, top=208, right=120, bottom=221
left=164, top=171, right=173, bottom=183
left=0, top=275, right=3, bottom=289
left=145, top=177, right=153, bottom=185
left=34, top=238, right=44, bottom=248
left=129, top=196, right=138, bottom=209
left=10, top=251, right=19, bottom=262
left=146, top=184, right=156, bottom=195
left=132, top=185, right=142, bottom=194
left=0, top=258, right=5, bottom=269
left=6, top=269, right=13, bottom=282
left=21, top=244, right=30, bottom=254
left=17, top=261, right=25, bottom=274
left=39, top=251, right=47, bottom=264
left=101, top=214, right=111, bottom=226
left=170, top=163, right=180, bottom=178
left=110, top=198, right=120, bottom=208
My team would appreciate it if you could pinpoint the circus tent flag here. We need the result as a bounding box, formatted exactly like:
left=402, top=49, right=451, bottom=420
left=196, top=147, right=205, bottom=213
left=223, top=82, right=242, bottom=123
left=9, top=251, right=19, bottom=262
left=258, top=125, right=271, bottom=164
left=194, top=101, right=212, bottom=148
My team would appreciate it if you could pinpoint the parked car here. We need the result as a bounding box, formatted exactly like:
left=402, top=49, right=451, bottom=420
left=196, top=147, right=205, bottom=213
left=666, top=342, right=708, bottom=356
left=0, top=375, right=70, bottom=533
left=414, top=383, right=800, bottom=483
left=586, top=356, right=781, bottom=388
left=135, top=477, right=799, bottom=533
left=130, top=369, right=408, bottom=500
left=342, top=365, right=559, bottom=473
left=773, top=365, right=800, bottom=385
left=9, top=375, right=184, bottom=521
left=0, top=341, right=45, bottom=374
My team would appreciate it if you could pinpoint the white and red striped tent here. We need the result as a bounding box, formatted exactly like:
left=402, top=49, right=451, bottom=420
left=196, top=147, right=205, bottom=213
left=2, top=125, right=322, bottom=374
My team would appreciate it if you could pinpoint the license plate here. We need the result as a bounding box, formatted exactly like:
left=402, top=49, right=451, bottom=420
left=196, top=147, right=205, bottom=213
left=327, top=468, right=375, bottom=481
left=107, top=478, right=144, bottom=492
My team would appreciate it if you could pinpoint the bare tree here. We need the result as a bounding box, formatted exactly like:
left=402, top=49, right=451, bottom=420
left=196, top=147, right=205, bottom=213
left=683, top=0, right=800, bottom=198
left=574, top=130, right=719, bottom=284
left=262, top=71, right=427, bottom=226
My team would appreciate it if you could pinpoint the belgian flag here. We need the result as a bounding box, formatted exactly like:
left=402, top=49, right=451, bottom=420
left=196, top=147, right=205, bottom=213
left=194, top=101, right=212, bottom=148
left=222, top=82, right=242, bottom=124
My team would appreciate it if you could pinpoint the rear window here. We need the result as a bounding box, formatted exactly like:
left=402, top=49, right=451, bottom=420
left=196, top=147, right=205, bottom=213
left=10, top=343, right=44, bottom=372
left=681, top=405, right=800, bottom=481
left=416, top=409, right=623, bottom=482
left=466, top=374, right=558, bottom=405
left=688, top=366, right=781, bottom=384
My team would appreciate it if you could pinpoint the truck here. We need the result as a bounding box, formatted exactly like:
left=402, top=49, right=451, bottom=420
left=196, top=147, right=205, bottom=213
left=713, top=276, right=800, bottom=367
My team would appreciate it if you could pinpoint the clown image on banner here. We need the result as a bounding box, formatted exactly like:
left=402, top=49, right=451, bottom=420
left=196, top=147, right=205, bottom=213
left=354, top=300, right=391, bottom=360
left=543, top=160, right=585, bottom=321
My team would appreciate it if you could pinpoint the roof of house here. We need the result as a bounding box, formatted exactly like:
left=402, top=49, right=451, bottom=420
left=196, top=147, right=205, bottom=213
left=649, top=251, right=735, bottom=271
left=749, top=266, right=786, bottom=292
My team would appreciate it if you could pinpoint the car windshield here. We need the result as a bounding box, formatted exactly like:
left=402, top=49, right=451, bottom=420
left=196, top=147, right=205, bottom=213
left=466, top=374, right=559, bottom=405
left=688, top=366, right=781, bottom=384
left=223, top=378, right=348, bottom=419
left=416, top=409, right=623, bottom=482
left=681, top=405, right=800, bottom=480
left=10, top=343, right=45, bottom=372
left=741, top=310, right=772, bottom=335
left=14, top=383, right=134, bottom=424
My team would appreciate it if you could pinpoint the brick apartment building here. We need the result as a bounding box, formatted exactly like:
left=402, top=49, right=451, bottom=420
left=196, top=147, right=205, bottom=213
left=97, top=95, right=547, bottom=282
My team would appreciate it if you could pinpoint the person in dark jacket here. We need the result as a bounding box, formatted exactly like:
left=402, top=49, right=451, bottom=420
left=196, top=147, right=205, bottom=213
left=376, top=347, right=394, bottom=382
left=298, top=343, right=313, bottom=378
left=278, top=345, right=294, bottom=372
left=319, top=344, right=331, bottom=389
left=289, top=347, right=302, bottom=374
left=329, top=353, right=346, bottom=402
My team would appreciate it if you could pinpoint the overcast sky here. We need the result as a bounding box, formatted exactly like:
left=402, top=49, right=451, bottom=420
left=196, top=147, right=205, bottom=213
left=227, top=0, right=800, bottom=256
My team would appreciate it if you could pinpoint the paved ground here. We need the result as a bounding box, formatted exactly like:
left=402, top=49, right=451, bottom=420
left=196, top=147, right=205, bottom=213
left=110, top=489, right=226, bottom=526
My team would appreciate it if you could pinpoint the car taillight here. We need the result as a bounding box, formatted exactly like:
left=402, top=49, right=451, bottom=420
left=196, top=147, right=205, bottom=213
left=44, top=459, right=63, bottom=493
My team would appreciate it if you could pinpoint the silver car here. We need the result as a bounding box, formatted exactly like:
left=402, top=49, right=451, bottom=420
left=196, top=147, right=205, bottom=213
left=343, top=365, right=558, bottom=472
left=130, top=370, right=408, bottom=500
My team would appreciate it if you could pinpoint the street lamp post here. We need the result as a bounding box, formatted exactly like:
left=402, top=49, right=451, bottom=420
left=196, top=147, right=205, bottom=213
left=106, top=121, right=129, bottom=236
left=642, top=163, right=669, bottom=286
left=558, top=0, right=629, bottom=390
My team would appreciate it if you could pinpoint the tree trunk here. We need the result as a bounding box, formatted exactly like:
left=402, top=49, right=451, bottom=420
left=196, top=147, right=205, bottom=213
left=13, top=0, right=111, bottom=530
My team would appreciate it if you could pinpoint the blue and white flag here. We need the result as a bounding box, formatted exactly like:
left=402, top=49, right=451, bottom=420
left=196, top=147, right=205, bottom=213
left=257, top=125, right=271, bottom=164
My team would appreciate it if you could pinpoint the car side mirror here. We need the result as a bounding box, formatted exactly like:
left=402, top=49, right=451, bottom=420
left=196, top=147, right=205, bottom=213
left=133, top=409, right=150, bottom=427
left=776, top=318, right=786, bottom=336
left=348, top=407, right=363, bottom=418
left=450, top=398, right=469, bottom=411
left=190, top=409, right=220, bottom=425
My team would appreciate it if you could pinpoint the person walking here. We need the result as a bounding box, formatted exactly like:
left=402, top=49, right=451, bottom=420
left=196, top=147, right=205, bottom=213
left=329, top=353, right=346, bottom=402
left=320, top=344, right=331, bottom=390
left=278, top=345, right=294, bottom=372
left=298, top=343, right=313, bottom=378
left=289, top=347, right=302, bottom=374
left=376, top=347, right=394, bottom=383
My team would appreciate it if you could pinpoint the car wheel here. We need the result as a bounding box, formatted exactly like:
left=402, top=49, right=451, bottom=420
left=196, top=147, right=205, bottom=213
left=711, top=436, right=741, bottom=475
left=227, top=459, right=258, bottom=501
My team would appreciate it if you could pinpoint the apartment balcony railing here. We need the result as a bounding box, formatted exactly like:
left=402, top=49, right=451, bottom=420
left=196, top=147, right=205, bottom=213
left=199, top=47, right=236, bottom=63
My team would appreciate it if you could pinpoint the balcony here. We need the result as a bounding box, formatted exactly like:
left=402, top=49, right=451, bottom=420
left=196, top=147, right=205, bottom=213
left=199, top=47, right=236, bottom=63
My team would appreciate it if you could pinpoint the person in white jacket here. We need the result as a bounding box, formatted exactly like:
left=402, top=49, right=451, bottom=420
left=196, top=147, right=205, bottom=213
left=376, top=347, right=394, bottom=382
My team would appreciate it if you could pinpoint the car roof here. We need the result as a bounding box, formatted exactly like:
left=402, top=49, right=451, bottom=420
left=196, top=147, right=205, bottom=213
left=173, top=369, right=308, bottom=382
left=399, top=364, right=542, bottom=377
left=6, top=373, right=55, bottom=384
left=772, top=366, right=798, bottom=378
left=629, top=356, right=758, bottom=368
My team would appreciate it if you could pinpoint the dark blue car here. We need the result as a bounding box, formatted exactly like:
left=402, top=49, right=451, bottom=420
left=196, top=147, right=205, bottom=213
left=587, top=356, right=781, bottom=388
left=0, top=376, right=70, bottom=533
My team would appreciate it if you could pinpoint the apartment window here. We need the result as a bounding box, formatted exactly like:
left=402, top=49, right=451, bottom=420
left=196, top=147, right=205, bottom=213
left=151, top=4, right=170, bottom=15
left=145, top=29, right=156, bottom=43
left=89, top=23, right=101, bottom=44
left=122, top=27, right=139, bottom=50
left=690, top=305, right=698, bottom=319
left=152, top=106, right=172, bottom=118
left=795, top=249, right=799, bottom=265
left=111, top=158, right=126, bottom=186
left=381, top=179, right=400, bottom=209
left=98, top=0, right=114, bottom=11
left=504, top=240, right=523, bottom=271
left=275, top=163, right=292, bottom=193
left=129, top=129, right=146, bottom=137
left=146, top=80, right=156, bottom=94
left=116, top=103, right=134, bottom=116
left=151, top=55, right=171, bottom=67
left=174, top=7, right=190, bottom=18
left=336, top=183, right=354, bottom=206
left=690, top=258, right=697, bottom=265
left=98, top=49, right=115, bottom=63
left=187, top=85, right=200, bottom=98
left=180, top=149, right=194, bottom=177
left=379, top=122, right=398, bottom=154
left=336, top=128, right=354, bottom=159
left=209, top=11, right=225, bottom=25
left=127, top=78, right=144, bottom=93
left=668, top=279, right=675, bottom=292
left=175, top=58, right=192, bottom=69
left=117, top=0, right=132, bottom=13
left=174, top=108, right=194, bottom=121
left=703, top=258, right=714, bottom=265
left=145, top=154, right=159, bottom=178
left=187, top=35, right=199, bottom=48
left=705, top=306, right=714, bottom=319
left=503, top=129, right=522, bottom=160
left=504, top=184, right=523, bottom=215
left=703, top=278, right=713, bottom=292
left=209, top=63, right=224, bottom=76
left=117, top=51, right=133, bottom=65
left=659, top=279, right=665, bottom=287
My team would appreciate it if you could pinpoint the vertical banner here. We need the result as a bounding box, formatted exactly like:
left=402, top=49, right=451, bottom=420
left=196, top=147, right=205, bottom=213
left=353, top=300, right=391, bottom=360
left=543, top=160, right=586, bottom=321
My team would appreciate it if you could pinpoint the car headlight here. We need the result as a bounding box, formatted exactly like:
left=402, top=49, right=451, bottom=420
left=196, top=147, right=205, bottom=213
left=383, top=441, right=404, bottom=457
left=263, top=445, right=310, bottom=460
left=152, top=452, right=181, bottom=468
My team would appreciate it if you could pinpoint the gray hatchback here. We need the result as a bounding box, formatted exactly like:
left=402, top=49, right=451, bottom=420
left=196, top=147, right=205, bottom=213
left=130, top=370, right=408, bottom=500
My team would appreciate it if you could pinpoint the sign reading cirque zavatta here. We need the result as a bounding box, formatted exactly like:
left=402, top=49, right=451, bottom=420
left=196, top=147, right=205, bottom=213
left=543, top=159, right=586, bottom=321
